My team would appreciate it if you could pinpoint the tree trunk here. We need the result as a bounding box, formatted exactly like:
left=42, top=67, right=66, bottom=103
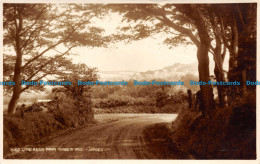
left=227, top=17, right=239, bottom=105
left=8, top=89, right=21, bottom=114
left=8, top=7, right=23, bottom=114
left=197, top=43, right=215, bottom=115
left=214, top=66, right=226, bottom=107
left=212, top=38, right=226, bottom=108
left=175, top=4, right=215, bottom=115
left=208, top=6, right=227, bottom=108
left=231, top=4, right=256, bottom=99
left=7, top=48, right=22, bottom=114
left=8, top=53, right=22, bottom=114
left=193, top=7, right=215, bottom=115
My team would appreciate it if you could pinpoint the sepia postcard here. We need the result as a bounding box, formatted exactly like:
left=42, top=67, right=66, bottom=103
left=0, top=0, right=259, bottom=164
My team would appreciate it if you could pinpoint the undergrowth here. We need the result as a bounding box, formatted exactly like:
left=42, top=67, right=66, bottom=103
left=4, top=98, right=94, bottom=158
left=171, top=94, right=256, bottom=159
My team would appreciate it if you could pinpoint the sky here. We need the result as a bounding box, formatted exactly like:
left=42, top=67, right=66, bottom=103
left=69, top=12, right=229, bottom=73
left=72, top=38, right=198, bottom=72
left=70, top=12, right=199, bottom=72
left=3, top=7, right=229, bottom=74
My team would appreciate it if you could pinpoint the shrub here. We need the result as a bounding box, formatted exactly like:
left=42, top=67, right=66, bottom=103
left=4, top=112, right=64, bottom=156
left=171, top=94, right=256, bottom=159
left=160, top=103, right=187, bottom=113
left=93, top=105, right=159, bottom=114
left=4, top=90, right=95, bottom=158
left=92, top=95, right=154, bottom=108
left=47, top=96, right=94, bottom=128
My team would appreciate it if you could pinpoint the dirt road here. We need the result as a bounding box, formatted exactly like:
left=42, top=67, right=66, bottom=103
left=11, top=114, right=178, bottom=159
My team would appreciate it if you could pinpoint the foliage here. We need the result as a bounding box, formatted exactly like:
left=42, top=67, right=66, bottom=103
left=171, top=93, right=256, bottom=159
left=107, top=4, right=256, bottom=110
left=48, top=98, right=93, bottom=128
left=4, top=62, right=98, bottom=156
left=92, top=94, right=154, bottom=108
left=59, top=63, right=98, bottom=100
left=143, top=123, right=189, bottom=159
left=4, top=112, right=65, bottom=157
left=155, top=89, right=169, bottom=108
left=3, top=4, right=108, bottom=87
left=49, top=63, right=97, bottom=126
left=106, top=4, right=197, bottom=47
left=3, top=4, right=111, bottom=114
left=91, top=79, right=188, bottom=114
left=180, top=73, right=199, bottom=92
left=4, top=95, right=95, bottom=157
left=94, top=106, right=158, bottom=114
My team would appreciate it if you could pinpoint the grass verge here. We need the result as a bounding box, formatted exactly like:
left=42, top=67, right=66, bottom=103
left=4, top=100, right=94, bottom=158
left=171, top=95, right=256, bottom=159
left=143, top=123, right=191, bottom=159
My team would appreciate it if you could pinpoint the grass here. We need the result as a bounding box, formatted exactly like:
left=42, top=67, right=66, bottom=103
left=93, top=105, right=157, bottom=114
left=93, top=103, right=187, bottom=114
left=3, top=99, right=94, bottom=158
left=4, top=112, right=64, bottom=157
left=143, top=123, right=190, bottom=159
left=171, top=94, right=256, bottom=159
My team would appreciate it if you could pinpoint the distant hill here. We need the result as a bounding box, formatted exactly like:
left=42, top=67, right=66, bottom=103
left=98, top=70, right=140, bottom=80
left=132, top=62, right=199, bottom=80
left=98, top=62, right=210, bottom=81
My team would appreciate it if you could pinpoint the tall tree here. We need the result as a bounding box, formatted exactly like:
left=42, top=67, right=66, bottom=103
left=106, top=4, right=216, bottom=114
left=175, top=5, right=215, bottom=114
left=208, top=4, right=256, bottom=104
left=107, top=3, right=256, bottom=110
left=3, top=4, right=110, bottom=114
left=233, top=3, right=256, bottom=96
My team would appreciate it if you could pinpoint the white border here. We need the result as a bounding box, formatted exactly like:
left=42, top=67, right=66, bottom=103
left=0, top=1, right=259, bottom=164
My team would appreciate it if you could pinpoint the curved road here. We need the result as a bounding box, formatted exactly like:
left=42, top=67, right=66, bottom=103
left=11, top=114, right=178, bottom=159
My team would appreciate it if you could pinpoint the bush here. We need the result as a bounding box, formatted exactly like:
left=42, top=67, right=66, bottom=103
left=4, top=112, right=64, bottom=156
left=92, top=95, right=154, bottom=108
left=160, top=103, right=187, bottom=113
left=4, top=92, right=95, bottom=157
left=94, top=105, right=158, bottom=114
left=171, top=94, right=256, bottom=159
left=47, top=96, right=94, bottom=128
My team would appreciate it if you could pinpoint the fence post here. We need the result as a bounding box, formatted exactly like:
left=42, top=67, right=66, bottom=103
left=187, top=89, right=192, bottom=109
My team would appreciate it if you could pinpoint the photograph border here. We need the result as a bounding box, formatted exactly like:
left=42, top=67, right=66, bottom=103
left=0, top=0, right=259, bottom=163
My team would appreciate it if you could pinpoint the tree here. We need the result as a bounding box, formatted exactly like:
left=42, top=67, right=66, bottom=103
left=205, top=4, right=256, bottom=104
left=3, top=4, right=110, bottom=114
left=106, top=4, right=215, bottom=114
left=180, top=73, right=199, bottom=92
left=155, top=86, right=170, bottom=108
left=174, top=5, right=216, bottom=114
left=59, top=63, right=98, bottom=101
left=232, top=4, right=256, bottom=96
left=106, top=3, right=256, bottom=111
left=52, top=63, right=98, bottom=119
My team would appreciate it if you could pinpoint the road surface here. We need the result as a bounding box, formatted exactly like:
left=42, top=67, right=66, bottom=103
left=10, top=114, right=178, bottom=159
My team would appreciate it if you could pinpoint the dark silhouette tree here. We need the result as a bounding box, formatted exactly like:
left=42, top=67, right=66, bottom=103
left=105, top=3, right=256, bottom=111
